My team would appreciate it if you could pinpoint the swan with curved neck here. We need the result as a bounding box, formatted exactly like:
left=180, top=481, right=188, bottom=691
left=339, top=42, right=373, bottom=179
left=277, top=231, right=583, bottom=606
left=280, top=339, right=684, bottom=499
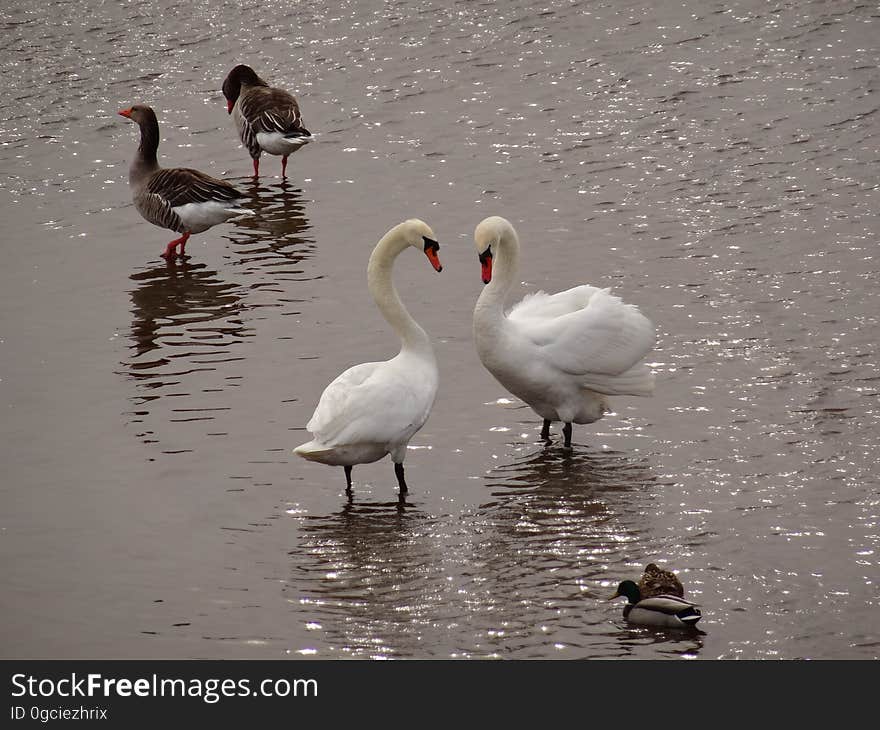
left=294, top=219, right=442, bottom=493
left=473, top=216, right=655, bottom=447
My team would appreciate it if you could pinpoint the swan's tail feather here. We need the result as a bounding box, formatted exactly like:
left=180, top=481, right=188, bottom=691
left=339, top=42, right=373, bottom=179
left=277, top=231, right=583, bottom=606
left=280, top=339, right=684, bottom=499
left=582, top=364, right=655, bottom=397
left=293, top=441, right=332, bottom=462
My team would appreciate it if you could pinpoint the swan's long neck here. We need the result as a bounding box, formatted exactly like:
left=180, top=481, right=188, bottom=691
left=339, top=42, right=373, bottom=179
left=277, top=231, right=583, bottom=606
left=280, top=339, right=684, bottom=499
left=475, top=222, right=520, bottom=316
left=367, top=227, right=433, bottom=356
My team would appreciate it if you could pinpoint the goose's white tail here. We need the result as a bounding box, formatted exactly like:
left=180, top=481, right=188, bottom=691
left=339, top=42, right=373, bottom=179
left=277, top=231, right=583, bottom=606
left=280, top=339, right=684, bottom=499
left=256, top=131, right=313, bottom=155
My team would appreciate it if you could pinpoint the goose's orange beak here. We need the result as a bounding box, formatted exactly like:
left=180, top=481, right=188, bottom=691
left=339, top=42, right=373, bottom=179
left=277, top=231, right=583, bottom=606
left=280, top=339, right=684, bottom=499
left=226, top=100, right=234, bottom=114
left=118, top=108, right=132, bottom=118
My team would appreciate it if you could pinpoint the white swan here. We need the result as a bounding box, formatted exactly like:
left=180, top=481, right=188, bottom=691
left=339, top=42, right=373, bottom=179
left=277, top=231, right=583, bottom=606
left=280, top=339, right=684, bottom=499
left=294, top=219, right=443, bottom=493
left=472, top=216, right=655, bottom=447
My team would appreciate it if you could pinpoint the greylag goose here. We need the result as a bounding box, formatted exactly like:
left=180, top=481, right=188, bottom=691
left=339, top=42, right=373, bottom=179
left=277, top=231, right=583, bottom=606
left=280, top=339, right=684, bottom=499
left=119, top=105, right=251, bottom=261
left=221, top=64, right=312, bottom=178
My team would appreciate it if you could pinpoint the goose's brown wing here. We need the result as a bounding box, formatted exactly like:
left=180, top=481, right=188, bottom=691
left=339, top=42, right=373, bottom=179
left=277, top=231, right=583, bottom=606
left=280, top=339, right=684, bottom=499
left=144, top=167, right=243, bottom=207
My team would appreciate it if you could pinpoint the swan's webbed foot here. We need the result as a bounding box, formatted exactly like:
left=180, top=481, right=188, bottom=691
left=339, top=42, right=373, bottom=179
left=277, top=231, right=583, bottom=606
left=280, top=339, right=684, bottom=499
left=540, top=419, right=551, bottom=441
left=394, top=462, right=408, bottom=493
left=562, top=422, right=573, bottom=449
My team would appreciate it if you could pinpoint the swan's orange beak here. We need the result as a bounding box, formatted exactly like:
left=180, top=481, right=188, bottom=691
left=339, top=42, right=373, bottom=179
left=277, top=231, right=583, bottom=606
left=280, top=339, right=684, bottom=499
left=425, top=248, right=442, bottom=272
left=479, top=250, right=493, bottom=284
left=423, top=238, right=442, bottom=272
left=118, top=108, right=132, bottom=118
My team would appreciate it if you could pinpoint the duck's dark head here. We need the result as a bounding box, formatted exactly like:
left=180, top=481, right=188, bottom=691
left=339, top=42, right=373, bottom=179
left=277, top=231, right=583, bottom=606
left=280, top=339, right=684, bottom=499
left=222, top=64, right=268, bottom=112
left=609, top=580, right=641, bottom=605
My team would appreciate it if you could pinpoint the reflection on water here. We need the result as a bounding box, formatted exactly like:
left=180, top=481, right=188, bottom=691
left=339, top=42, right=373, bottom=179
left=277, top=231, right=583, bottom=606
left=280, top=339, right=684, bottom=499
left=460, top=446, right=693, bottom=658
left=123, top=262, right=251, bottom=450
left=128, top=261, right=247, bottom=360
left=477, top=446, right=652, bottom=564
left=607, top=624, right=704, bottom=659
left=289, top=498, right=446, bottom=659
left=285, top=446, right=702, bottom=658
left=229, top=182, right=315, bottom=279
left=120, top=188, right=315, bottom=453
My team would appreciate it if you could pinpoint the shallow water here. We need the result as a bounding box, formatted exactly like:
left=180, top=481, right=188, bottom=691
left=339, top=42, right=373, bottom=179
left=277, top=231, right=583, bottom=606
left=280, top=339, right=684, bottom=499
left=1, top=0, right=878, bottom=659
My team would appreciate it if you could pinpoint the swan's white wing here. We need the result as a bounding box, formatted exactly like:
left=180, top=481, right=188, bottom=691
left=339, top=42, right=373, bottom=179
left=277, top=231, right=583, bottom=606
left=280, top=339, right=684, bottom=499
left=305, top=362, right=377, bottom=435
left=515, top=288, right=655, bottom=378
left=508, top=285, right=604, bottom=322
left=306, top=361, right=431, bottom=448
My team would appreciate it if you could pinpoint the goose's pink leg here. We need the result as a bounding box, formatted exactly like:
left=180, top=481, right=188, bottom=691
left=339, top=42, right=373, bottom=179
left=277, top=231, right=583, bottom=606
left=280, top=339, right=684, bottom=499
left=161, top=232, right=190, bottom=261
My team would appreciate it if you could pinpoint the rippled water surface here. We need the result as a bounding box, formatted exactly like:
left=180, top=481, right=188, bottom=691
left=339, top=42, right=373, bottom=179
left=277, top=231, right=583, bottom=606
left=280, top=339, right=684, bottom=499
left=2, top=0, right=878, bottom=659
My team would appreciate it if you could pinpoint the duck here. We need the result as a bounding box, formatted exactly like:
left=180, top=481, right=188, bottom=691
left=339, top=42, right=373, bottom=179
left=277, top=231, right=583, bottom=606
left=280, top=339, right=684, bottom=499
left=294, top=219, right=443, bottom=494
left=638, top=562, right=684, bottom=598
left=118, top=105, right=251, bottom=261
left=471, top=216, right=655, bottom=447
left=609, top=580, right=702, bottom=629
left=221, top=64, right=312, bottom=178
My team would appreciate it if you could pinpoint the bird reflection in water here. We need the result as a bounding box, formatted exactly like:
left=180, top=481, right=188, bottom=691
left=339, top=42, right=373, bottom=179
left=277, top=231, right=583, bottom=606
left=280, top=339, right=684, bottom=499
left=607, top=623, right=705, bottom=657
left=288, top=497, right=447, bottom=659
left=127, top=261, right=247, bottom=359
left=479, top=445, right=658, bottom=529
left=227, top=180, right=314, bottom=271
left=123, top=261, right=250, bottom=446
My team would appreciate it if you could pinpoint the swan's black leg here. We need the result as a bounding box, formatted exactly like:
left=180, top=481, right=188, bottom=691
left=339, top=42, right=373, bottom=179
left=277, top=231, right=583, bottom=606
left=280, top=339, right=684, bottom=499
left=344, top=466, right=353, bottom=492
left=540, top=419, right=551, bottom=440
left=562, top=422, right=573, bottom=448
left=394, top=462, right=408, bottom=493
